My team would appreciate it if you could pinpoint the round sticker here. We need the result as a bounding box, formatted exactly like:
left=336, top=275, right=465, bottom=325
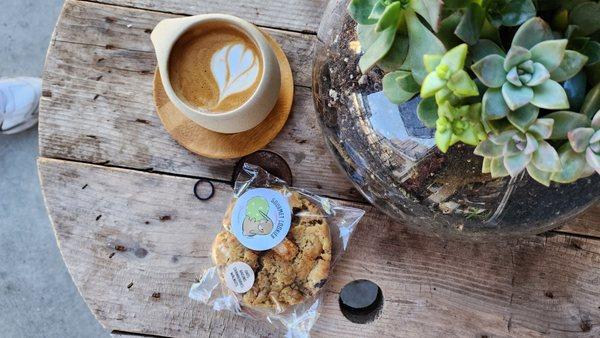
left=224, top=262, right=255, bottom=293
left=231, top=188, right=291, bottom=251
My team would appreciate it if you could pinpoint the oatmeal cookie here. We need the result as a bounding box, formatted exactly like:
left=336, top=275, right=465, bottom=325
left=212, top=192, right=332, bottom=310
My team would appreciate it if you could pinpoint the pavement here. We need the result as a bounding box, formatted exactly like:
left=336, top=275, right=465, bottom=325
left=0, top=1, right=109, bottom=337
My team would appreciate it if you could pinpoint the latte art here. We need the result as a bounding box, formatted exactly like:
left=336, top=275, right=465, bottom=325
left=211, top=43, right=260, bottom=104
left=168, top=22, right=263, bottom=113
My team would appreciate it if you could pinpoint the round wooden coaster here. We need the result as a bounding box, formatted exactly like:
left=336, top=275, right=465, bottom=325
left=153, top=30, right=294, bottom=159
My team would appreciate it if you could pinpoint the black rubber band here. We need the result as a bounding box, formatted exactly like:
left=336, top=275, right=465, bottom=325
left=193, top=179, right=214, bottom=201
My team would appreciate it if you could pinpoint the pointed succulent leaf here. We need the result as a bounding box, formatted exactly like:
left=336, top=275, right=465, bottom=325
left=528, top=118, right=554, bottom=140
left=470, top=39, right=506, bottom=63
left=493, top=0, right=536, bottom=27
left=482, top=88, right=510, bottom=120
left=402, top=11, right=446, bottom=84
left=474, top=139, right=503, bottom=158
left=581, top=83, right=600, bottom=120
left=530, top=40, right=568, bottom=72
left=490, top=157, right=510, bottom=178
left=502, top=83, right=533, bottom=110
left=417, top=97, right=438, bottom=128
left=423, top=54, right=442, bottom=73
left=507, top=104, right=539, bottom=132
left=435, top=127, right=453, bottom=153
left=511, top=17, right=554, bottom=50
left=504, top=137, right=524, bottom=156
left=377, top=35, right=410, bottom=72
left=569, top=2, right=600, bottom=36
left=441, top=44, right=468, bottom=73
left=523, top=132, right=539, bottom=155
left=411, top=0, right=443, bottom=32
left=455, top=3, right=485, bottom=45
left=482, top=157, right=492, bottom=174
left=348, top=0, right=379, bottom=25
left=375, top=2, right=402, bottom=32
left=357, top=24, right=379, bottom=51
left=396, top=71, right=420, bottom=92
left=383, top=71, right=418, bottom=104
left=593, top=111, right=600, bottom=129
left=489, top=129, right=519, bottom=145
left=504, top=152, right=532, bottom=176
left=530, top=80, right=569, bottom=110
left=526, top=63, right=550, bottom=87
left=545, top=111, right=591, bottom=140
left=459, top=127, right=481, bottom=146
left=447, top=70, right=479, bottom=98
left=420, top=72, right=446, bottom=98
left=526, top=163, right=551, bottom=186
left=563, top=72, right=587, bottom=112
left=359, top=26, right=396, bottom=73
left=368, top=0, right=386, bottom=20
left=519, top=60, right=534, bottom=73
left=532, top=140, right=561, bottom=172
left=550, top=51, right=589, bottom=83
left=586, top=148, right=600, bottom=173
left=506, top=67, right=523, bottom=87
left=568, top=127, right=595, bottom=153
left=471, top=54, right=507, bottom=88
left=550, top=146, right=589, bottom=183
left=504, top=46, right=531, bottom=71
left=519, top=74, right=532, bottom=84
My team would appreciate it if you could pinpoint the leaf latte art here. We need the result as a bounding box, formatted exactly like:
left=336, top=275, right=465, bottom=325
left=211, top=43, right=260, bottom=104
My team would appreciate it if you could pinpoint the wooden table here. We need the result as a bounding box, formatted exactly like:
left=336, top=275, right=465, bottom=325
left=38, top=1, right=600, bottom=336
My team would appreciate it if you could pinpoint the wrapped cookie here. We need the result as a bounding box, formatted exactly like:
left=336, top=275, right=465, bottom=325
left=189, top=164, right=365, bottom=337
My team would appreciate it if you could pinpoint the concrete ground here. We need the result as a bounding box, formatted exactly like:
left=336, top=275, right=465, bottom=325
left=0, top=1, right=108, bottom=337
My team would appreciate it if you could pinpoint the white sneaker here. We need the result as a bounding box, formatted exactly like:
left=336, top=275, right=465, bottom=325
left=0, top=77, right=42, bottom=135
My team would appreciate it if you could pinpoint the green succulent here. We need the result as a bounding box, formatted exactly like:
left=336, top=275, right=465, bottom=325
left=420, top=44, right=479, bottom=105
left=246, top=197, right=269, bottom=222
left=349, top=0, right=446, bottom=104
left=442, top=0, right=536, bottom=45
left=435, top=102, right=486, bottom=152
left=471, top=18, right=589, bottom=133
left=474, top=118, right=561, bottom=185
left=569, top=112, right=600, bottom=173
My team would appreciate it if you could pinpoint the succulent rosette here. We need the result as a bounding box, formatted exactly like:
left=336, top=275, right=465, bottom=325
left=471, top=18, right=588, bottom=132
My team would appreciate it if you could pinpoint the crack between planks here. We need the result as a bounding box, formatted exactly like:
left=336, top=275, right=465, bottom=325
left=77, top=0, right=319, bottom=36
left=39, top=156, right=363, bottom=205
left=111, top=330, right=171, bottom=338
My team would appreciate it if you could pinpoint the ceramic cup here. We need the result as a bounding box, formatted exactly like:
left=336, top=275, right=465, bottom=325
left=151, top=14, right=281, bottom=134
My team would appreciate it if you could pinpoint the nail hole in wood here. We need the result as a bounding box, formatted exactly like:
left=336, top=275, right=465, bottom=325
left=339, top=279, right=383, bottom=324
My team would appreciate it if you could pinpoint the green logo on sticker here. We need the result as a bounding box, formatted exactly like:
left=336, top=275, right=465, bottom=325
left=243, top=197, right=274, bottom=237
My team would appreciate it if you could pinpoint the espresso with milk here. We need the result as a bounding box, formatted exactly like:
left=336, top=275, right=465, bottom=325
left=168, top=22, right=263, bottom=113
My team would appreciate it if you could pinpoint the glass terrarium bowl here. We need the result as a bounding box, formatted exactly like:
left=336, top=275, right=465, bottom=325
left=312, top=0, right=599, bottom=240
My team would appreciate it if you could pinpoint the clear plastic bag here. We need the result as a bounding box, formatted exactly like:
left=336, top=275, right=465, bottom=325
left=189, top=164, right=365, bottom=337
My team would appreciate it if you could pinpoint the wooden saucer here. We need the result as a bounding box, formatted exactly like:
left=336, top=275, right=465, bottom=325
left=153, top=30, right=294, bottom=159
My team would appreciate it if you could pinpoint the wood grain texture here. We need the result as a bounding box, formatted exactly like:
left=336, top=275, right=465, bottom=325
left=40, top=0, right=359, bottom=200
left=39, top=158, right=600, bottom=337
left=87, top=0, right=326, bottom=33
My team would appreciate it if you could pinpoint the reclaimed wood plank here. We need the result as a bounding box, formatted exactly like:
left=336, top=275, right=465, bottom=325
left=39, top=158, right=600, bottom=337
left=40, top=0, right=359, bottom=200
left=85, top=0, right=326, bottom=33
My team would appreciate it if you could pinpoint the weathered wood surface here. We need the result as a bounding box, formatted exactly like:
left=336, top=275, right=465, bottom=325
left=39, top=158, right=600, bottom=337
left=39, top=0, right=600, bottom=337
left=39, top=0, right=360, bottom=201
left=87, top=0, right=326, bottom=33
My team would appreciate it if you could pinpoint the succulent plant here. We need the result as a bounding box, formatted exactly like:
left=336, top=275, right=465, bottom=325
left=474, top=118, right=561, bottom=185
left=471, top=19, right=589, bottom=132
left=442, top=0, right=536, bottom=45
left=435, top=102, right=486, bottom=152
left=569, top=112, right=600, bottom=174
left=348, top=0, right=446, bottom=104
left=421, top=44, right=479, bottom=105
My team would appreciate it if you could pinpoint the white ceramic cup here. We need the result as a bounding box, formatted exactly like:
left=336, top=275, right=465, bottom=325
left=151, top=14, right=281, bottom=134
